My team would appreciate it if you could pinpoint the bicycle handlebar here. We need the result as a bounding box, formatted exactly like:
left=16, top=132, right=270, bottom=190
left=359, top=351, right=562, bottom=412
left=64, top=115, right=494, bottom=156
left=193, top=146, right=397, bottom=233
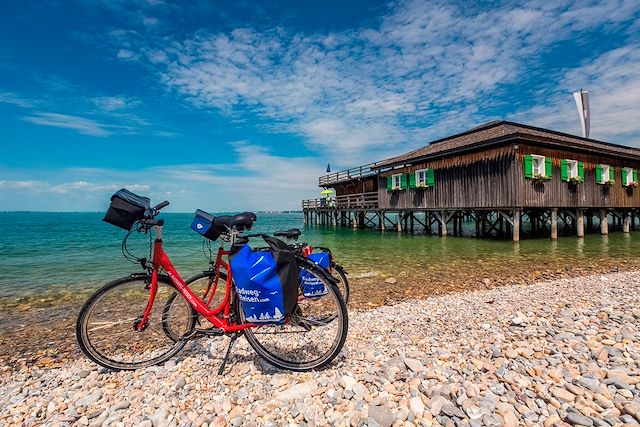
left=154, top=201, right=170, bottom=212
left=140, top=218, right=164, bottom=228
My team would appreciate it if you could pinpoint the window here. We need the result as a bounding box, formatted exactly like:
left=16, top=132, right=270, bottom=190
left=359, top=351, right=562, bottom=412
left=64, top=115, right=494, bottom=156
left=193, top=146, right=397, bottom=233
left=567, top=160, right=578, bottom=179
left=387, top=173, right=408, bottom=191
left=531, top=154, right=546, bottom=176
left=409, top=168, right=435, bottom=188
left=601, top=165, right=611, bottom=183
left=596, top=164, right=614, bottom=184
left=525, top=154, right=551, bottom=180
left=561, top=159, right=584, bottom=182
left=622, top=167, right=637, bottom=187
left=392, top=173, right=402, bottom=190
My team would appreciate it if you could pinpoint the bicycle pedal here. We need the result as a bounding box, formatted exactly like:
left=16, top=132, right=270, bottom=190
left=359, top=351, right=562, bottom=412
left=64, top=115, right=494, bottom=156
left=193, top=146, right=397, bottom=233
left=195, top=328, right=225, bottom=337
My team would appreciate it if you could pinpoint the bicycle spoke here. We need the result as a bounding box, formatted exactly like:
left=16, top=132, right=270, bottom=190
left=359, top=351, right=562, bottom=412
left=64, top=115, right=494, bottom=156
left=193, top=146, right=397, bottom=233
left=77, top=277, right=195, bottom=370
left=242, top=260, right=348, bottom=371
left=87, top=318, right=139, bottom=332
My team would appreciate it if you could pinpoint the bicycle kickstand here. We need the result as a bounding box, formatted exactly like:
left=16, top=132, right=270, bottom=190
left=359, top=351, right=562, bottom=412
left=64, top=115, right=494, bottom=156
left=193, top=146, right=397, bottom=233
left=218, top=333, right=239, bottom=375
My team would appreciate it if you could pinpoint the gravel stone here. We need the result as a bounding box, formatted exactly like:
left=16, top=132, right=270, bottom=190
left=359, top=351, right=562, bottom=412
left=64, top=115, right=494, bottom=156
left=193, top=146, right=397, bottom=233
left=2, top=270, right=640, bottom=427
left=368, top=405, right=394, bottom=427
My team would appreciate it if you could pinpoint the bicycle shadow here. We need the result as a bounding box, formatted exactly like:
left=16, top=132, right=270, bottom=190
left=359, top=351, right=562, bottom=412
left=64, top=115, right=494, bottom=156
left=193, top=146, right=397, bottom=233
left=176, top=336, right=347, bottom=375
left=177, top=337, right=284, bottom=375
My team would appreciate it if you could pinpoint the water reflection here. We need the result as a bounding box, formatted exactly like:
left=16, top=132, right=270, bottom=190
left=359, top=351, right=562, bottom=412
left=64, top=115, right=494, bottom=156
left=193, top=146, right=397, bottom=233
left=600, top=235, right=609, bottom=257
left=576, top=237, right=585, bottom=256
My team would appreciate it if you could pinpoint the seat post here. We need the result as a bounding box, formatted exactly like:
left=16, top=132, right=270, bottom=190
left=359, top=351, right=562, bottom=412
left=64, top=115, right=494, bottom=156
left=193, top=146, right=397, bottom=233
left=155, top=224, right=163, bottom=241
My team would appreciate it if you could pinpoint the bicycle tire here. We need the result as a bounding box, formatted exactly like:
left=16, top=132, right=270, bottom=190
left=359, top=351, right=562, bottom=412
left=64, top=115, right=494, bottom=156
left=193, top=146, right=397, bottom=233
left=331, top=262, right=349, bottom=305
left=76, top=274, right=197, bottom=370
left=162, top=271, right=230, bottom=341
left=242, top=257, right=348, bottom=371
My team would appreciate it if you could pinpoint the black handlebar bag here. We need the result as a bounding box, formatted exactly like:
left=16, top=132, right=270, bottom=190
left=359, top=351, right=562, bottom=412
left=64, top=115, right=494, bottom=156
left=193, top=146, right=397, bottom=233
left=103, top=188, right=151, bottom=230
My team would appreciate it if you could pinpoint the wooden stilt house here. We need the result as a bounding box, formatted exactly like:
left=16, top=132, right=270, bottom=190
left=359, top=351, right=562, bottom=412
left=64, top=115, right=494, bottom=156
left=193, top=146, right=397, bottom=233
left=302, top=120, right=640, bottom=240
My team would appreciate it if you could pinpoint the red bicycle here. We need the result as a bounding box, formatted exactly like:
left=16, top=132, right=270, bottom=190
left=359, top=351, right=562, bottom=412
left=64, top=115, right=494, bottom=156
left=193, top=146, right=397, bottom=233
left=76, top=191, right=348, bottom=372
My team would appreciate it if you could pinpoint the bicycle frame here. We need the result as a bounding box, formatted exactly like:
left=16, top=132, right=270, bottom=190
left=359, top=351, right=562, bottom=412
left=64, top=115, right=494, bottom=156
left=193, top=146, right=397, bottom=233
left=137, top=225, right=256, bottom=334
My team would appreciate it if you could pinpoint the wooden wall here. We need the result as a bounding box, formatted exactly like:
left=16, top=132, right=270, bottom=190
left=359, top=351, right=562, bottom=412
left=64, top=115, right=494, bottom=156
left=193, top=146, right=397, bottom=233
left=378, top=145, right=517, bottom=209
left=329, top=138, right=640, bottom=210
left=333, top=176, right=377, bottom=197
left=516, top=142, right=640, bottom=209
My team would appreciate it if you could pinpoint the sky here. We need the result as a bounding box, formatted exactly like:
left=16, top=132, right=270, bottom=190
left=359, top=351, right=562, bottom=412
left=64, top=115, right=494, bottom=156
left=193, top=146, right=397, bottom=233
left=1, top=0, right=639, bottom=212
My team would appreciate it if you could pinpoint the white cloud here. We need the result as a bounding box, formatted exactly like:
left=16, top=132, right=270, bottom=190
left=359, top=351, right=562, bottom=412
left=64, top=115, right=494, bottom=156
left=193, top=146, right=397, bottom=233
left=511, top=46, right=640, bottom=146
left=118, top=0, right=639, bottom=165
left=142, top=16, right=159, bottom=26
left=93, top=96, right=133, bottom=111
left=22, top=112, right=112, bottom=137
left=117, top=49, right=138, bottom=60
left=0, top=144, right=320, bottom=211
left=0, top=92, right=33, bottom=108
left=5, top=89, right=174, bottom=138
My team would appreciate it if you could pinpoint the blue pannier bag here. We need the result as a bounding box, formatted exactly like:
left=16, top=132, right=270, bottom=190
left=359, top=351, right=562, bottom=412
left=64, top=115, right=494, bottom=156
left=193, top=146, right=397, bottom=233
left=301, top=252, right=330, bottom=298
left=230, top=235, right=298, bottom=324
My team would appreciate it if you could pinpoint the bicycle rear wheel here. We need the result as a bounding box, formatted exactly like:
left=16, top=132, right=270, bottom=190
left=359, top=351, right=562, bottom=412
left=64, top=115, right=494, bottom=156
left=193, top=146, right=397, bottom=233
left=162, top=271, right=230, bottom=341
left=242, top=258, right=348, bottom=371
left=331, top=262, right=349, bottom=304
left=76, top=275, right=196, bottom=370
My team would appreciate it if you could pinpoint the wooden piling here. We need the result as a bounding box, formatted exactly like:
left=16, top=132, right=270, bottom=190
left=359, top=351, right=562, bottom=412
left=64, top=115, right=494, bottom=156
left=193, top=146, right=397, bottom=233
left=623, top=212, right=631, bottom=233
left=577, top=209, right=584, bottom=238
left=512, top=209, right=520, bottom=242
left=600, top=209, right=608, bottom=235
left=440, top=211, right=448, bottom=236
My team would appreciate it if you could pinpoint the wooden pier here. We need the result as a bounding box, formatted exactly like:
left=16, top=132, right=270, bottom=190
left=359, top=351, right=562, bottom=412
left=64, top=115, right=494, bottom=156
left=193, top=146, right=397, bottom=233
left=302, top=203, right=639, bottom=240
left=302, top=121, right=640, bottom=241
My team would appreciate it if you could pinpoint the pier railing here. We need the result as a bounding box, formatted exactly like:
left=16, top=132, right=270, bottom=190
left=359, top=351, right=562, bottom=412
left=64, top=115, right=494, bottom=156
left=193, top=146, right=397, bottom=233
left=302, top=191, right=379, bottom=209
left=318, top=163, right=378, bottom=186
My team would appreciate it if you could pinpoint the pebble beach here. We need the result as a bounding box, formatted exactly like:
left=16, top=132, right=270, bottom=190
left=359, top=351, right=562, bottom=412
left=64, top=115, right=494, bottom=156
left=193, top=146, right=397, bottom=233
left=1, top=270, right=639, bottom=427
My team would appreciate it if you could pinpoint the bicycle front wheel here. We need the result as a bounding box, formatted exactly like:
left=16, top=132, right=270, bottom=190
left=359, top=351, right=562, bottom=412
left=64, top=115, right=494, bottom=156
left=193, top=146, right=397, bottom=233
left=76, top=275, right=196, bottom=370
left=242, top=258, right=348, bottom=371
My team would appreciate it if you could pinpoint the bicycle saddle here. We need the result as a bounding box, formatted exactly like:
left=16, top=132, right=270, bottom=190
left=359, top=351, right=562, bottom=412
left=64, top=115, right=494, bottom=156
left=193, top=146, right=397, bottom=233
left=274, top=228, right=301, bottom=239
left=214, top=212, right=257, bottom=231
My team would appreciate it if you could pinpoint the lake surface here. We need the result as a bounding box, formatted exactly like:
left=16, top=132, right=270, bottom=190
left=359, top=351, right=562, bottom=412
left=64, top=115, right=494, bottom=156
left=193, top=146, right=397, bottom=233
left=1, top=211, right=639, bottom=307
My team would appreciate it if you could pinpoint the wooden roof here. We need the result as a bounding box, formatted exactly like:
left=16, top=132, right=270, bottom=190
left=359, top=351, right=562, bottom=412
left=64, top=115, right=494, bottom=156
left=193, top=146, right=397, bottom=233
left=374, top=121, right=640, bottom=169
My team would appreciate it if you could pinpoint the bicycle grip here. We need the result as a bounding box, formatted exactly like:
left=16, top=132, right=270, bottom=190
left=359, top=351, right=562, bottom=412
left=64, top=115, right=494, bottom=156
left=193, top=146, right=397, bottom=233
left=154, top=200, right=170, bottom=211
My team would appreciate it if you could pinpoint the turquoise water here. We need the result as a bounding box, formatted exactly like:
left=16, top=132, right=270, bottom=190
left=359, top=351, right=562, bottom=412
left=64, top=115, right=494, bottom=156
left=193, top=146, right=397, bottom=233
left=1, top=212, right=640, bottom=304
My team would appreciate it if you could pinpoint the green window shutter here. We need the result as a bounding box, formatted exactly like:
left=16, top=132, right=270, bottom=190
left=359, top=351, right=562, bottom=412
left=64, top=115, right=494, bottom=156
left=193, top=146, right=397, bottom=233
left=561, top=159, right=568, bottom=181
left=386, top=176, right=392, bottom=190
left=409, top=172, right=416, bottom=189
left=610, top=167, right=615, bottom=183
left=524, top=155, right=533, bottom=178
left=595, top=164, right=602, bottom=184
left=400, top=173, right=407, bottom=189
left=426, top=168, right=435, bottom=186
left=634, top=170, right=638, bottom=184
left=545, top=157, right=552, bottom=177
left=622, top=169, right=627, bottom=186
left=578, top=162, right=584, bottom=180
